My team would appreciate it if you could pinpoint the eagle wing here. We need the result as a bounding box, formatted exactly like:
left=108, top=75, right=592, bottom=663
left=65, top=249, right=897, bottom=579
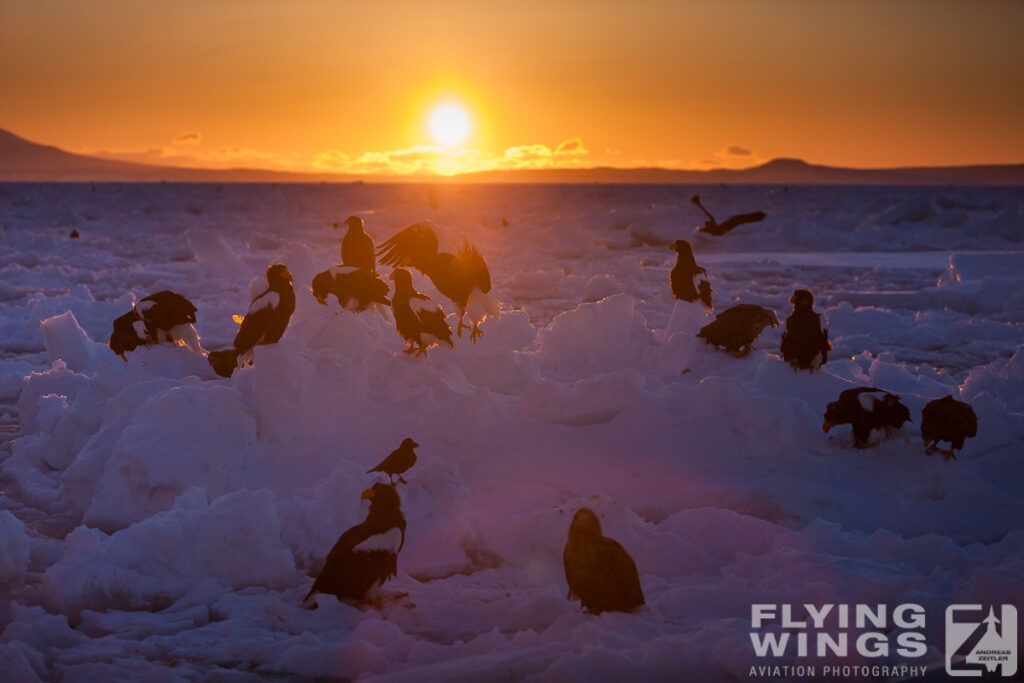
left=409, top=295, right=452, bottom=343
left=454, top=241, right=492, bottom=294
left=564, top=535, right=644, bottom=613
left=136, top=290, right=198, bottom=329
left=377, top=222, right=441, bottom=273
left=233, top=289, right=278, bottom=351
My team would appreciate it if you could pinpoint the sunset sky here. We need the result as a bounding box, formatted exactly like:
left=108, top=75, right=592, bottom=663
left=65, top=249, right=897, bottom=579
left=1, top=0, right=1022, bottom=176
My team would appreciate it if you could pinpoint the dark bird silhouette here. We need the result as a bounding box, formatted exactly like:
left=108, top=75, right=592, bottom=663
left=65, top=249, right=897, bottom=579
left=563, top=508, right=644, bottom=615
left=780, top=289, right=831, bottom=371
left=69, top=229, right=81, bottom=239
left=302, top=483, right=406, bottom=609
left=208, top=264, right=295, bottom=378
left=921, top=396, right=977, bottom=460
left=108, top=290, right=201, bottom=359
left=367, top=438, right=419, bottom=484
left=377, top=220, right=499, bottom=342
left=334, top=215, right=376, bottom=272
left=669, top=239, right=712, bottom=313
left=389, top=268, right=454, bottom=357
left=311, top=266, right=391, bottom=313
left=823, top=387, right=912, bottom=448
left=697, top=304, right=779, bottom=355
left=109, top=311, right=150, bottom=359
left=691, top=195, right=766, bottom=236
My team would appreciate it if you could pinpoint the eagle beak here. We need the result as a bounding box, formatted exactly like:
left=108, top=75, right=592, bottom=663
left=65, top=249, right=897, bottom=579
left=412, top=441, right=420, bottom=448
left=822, top=420, right=834, bottom=433
left=360, top=488, right=375, bottom=500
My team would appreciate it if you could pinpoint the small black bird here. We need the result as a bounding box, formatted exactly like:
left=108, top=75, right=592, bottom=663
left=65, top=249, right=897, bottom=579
left=697, top=304, right=779, bottom=355
left=108, top=290, right=201, bottom=359
left=335, top=215, right=376, bottom=272
left=378, top=220, right=498, bottom=342
left=367, top=438, right=419, bottom=484
left=311, top=266, right=391, bottom=312
left=691, top=195, right=766, bottom=236
left=302, top=483, right=406, bottom=609
left=921, top=396, right=977, bottom=460
left=780, top=289, right=831, bottom=371
left=669, top=239, right=712, bottom=313
left=389, top=268, right=454, bottom=356
left=208, top=264, right=295, bottom=378
left=563, top=508, right=645, bottom=615
left=823, top=387, right=912, bottom=448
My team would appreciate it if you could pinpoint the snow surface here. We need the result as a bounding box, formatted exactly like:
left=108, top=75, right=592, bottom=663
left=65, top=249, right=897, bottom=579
left=0, top=182, right=1022, bottom=680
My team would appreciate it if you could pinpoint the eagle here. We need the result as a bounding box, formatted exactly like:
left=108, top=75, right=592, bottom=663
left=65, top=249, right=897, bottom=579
left=108, top=290, right=201, bottom=359
left=563, top=508, right=645, bottom=614
left=377, top=220, right=499, bottom=342
left=669, top=239, right=712, bottom=313
left=388, top=268, right=454, bottom=357
left=780, top=289, right=831, bottom=371
left=367, top=438, right=419, bottom=484
left=334, top=215, right=376, bottom=272
left=208, top=264, right=295, bottom=378
left=691, top=195, right=766, bottom=236
left=921, top=396, right=977, bottom=460
left=311, top=265, right=391, bottom=313
left=697, top=304, right=779, bottom=355
left=302, top=483, right=406, bottom=609
left=823, top=387, right=912, bottom=448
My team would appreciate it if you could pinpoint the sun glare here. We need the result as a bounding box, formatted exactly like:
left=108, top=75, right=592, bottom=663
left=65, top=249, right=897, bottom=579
left=429, top=104, right=470, bottom=145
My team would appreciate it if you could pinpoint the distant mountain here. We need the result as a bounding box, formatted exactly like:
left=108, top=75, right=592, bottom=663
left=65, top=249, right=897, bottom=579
left=0, top=129, right=363, bottom=183
left=455, top=158, right=1024, bottom=185
left=2, top=128, right=1022, bottom=184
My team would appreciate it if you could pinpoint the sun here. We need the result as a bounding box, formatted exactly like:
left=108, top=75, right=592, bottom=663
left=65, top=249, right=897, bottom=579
left=429, top=104, right=470, bottom=145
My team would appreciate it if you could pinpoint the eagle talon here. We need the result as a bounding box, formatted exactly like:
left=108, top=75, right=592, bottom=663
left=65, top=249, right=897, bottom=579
left=470, top=324, right=483, bottom=343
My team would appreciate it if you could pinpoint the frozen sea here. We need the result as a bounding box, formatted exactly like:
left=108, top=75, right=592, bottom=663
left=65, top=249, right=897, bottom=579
left=0, top=182, right=1022, bottom=681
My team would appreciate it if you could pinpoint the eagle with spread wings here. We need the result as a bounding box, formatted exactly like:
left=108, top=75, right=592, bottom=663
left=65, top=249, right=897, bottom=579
left=377, top=220, right=500, bottom=342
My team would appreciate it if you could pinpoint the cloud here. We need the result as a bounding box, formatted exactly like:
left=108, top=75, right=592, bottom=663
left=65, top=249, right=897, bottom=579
left=85, top=144, right=305, bottom=171
left=311, top=137, right=593, bottom=176
left=722, top=144, right=751, bottom=157
left=173, top=132, right=202, bottom=145
left=82, top=136, right=595, bottom=176
left=555, top=137, right=587, bottom=156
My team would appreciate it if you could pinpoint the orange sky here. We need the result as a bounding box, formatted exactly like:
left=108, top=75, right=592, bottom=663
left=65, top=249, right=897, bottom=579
left=1, top=0, right=1022, bottom=175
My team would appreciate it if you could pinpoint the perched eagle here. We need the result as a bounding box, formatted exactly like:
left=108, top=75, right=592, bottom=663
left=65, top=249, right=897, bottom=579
left=108, top=290, right=201, bottom=359
left=302, top=483, right=406, bottom=609
left=334, top=215, right=376, bottom=272
left=367, top=438, right=419, bottom=484
left=697, top=304, right=779, bottom=355
left=388, top=268, right=453, bottom=357
left=691, top=195, right=766, bottom=236
left=563, top=508, right=645, bottom=615
left=921, top=396, right=977, bottom=460
left=377, top=220, right=499, bottom=342
left=208, top=264, right=295, bottom=378
left=780, top=289, right=831, bottom=371
left=669, top=239, right=712, bottom=313
left=823, top=387, right=912, bottom=448
left=311, top=265, right=390, bottom=313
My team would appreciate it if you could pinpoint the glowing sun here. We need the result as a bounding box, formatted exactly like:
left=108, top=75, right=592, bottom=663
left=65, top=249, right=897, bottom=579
left=429, top=104, right=470, bottom=145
